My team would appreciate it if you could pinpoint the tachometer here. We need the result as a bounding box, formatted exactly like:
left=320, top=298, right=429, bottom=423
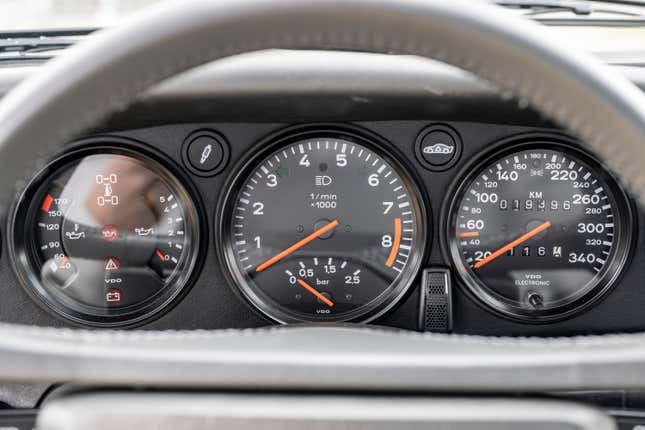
left=11, top=143, right=202, bottom=326
left=445, top=137, right=633, bottom=320
left=219, top=128, right=427, bottom=323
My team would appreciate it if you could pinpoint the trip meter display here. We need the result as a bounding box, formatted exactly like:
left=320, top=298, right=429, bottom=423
left=219, top=129, right=426, bottom=323
left=446, top=139, right=633, bottom=320
left=11, top=145, right=201, bottom=326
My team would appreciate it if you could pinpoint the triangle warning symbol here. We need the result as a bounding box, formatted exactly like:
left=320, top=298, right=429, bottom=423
left=105, top=258, right=119, bottom=271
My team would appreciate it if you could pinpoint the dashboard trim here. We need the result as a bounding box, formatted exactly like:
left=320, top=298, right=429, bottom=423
left=37, top=393, right=615, bottom=430
left=4, top=323, right=645, bottom=392
left=2, top=53, right=645, bottom=131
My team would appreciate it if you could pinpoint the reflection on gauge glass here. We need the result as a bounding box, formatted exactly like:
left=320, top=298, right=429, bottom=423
left=12, top=146, right=201, bottom=326
left=446, top=140, right=633, bottom=320
left=220, top=130, right=427, bottom=323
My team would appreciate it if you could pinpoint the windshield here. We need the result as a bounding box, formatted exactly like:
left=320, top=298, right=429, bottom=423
left=2, top=0, right=645, bottom=31
left=0, top=0, right=162, bottom=31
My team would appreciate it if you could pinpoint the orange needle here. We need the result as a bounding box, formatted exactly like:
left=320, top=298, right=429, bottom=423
left=459, top=232, right=480, bottom=238
left=255, top=220, right=339, bottom=272
left=473, top=221, right=552, bottom=269
left=296, top=278, right=334, bottom=307
left=156, top=250, right=165, bottom=261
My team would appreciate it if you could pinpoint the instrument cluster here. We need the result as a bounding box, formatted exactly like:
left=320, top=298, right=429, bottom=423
left=5, top=123, right=639, bottom=332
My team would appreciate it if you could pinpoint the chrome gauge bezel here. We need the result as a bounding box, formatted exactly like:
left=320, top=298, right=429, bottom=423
left=217, top=125, right=429, bottom=324
left=442, top=133, right=635, bottom=322
left=8, top=138, right=206, bottom=327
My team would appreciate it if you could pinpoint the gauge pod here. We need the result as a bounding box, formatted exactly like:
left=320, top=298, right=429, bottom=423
left=9, top=140, right=203, bottom=327
left=444, top=134, right=634, bottom=321
left=218, top=126, right=428, bottom=323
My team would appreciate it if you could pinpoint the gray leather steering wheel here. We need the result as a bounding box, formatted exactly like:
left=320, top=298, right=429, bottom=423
left=1, top=0, right=645, bottom=392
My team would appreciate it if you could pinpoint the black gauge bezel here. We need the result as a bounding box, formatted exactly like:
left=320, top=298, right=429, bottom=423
left=8, top=137, right=206, bottom=328
left=441, top=133, right=635, bottom=322
left=217, top=124, right=430, bottom=324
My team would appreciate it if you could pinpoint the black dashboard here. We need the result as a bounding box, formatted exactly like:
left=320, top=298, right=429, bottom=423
left=1, top=117, right=644, bottom=337
left=1, top=47, right=645, bottom=338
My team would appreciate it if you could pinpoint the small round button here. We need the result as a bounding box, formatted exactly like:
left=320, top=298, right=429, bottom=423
left=182, top=130, right=229, bottom=176
left=415, top=124, right=462, bottom=171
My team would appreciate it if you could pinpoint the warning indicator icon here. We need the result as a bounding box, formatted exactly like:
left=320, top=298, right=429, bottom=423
left=104, top=257, right=121, bottom=272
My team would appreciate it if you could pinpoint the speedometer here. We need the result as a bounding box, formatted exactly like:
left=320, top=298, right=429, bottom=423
left=445, top=137, right=633, bottom=321
left=219, top=127, right=426, bottom=323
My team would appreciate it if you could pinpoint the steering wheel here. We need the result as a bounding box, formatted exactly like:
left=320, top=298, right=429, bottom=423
left=1, top=0, right=645, bottom=395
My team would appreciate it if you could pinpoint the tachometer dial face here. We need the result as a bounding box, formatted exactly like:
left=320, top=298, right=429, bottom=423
left=446, top=141, right=633, bottom=320
left=12, top=146, right=201, bottom=326
left=221, top=131, right=426, bottom=323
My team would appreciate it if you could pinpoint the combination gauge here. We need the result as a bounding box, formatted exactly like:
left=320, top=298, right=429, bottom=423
left=11, top=144, right=202, bottom=326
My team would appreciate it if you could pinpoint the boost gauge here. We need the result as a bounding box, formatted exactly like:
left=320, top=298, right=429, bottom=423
left=446, top=137, right=633, bottom=321
left=220, top=128, right=427, bottom=323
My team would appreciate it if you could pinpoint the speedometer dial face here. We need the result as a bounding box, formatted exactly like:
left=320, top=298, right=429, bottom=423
left=220, top=130, right=426, bottom=323
left=447, top=141, right=632, bottom=320
left=12, top=146, right=202, bottom=326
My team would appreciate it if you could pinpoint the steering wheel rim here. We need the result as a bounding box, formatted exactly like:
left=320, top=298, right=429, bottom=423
left=1, top=0, right=645, bottom=208
left=1, top=0, right=645, bottom=391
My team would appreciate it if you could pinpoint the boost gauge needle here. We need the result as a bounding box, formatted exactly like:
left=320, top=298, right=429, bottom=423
left=255, top=219, right=339, bottom=272
left=473, top=221, right=552, bottom=269
left=296, top=278, right=334, bottom=307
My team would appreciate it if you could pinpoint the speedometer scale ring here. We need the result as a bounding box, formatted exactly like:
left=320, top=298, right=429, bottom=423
left=446, top=138, right=633, bottom=321
left=220, top=129, right=426, bottom=323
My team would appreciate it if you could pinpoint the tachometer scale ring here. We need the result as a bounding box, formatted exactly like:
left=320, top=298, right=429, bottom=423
left=217, top=124, right=430, bottom=324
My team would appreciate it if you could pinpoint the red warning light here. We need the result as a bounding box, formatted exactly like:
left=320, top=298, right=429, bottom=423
left=104, top=257, right=121, bottom=272
left=101, top=224, right=119, bottom=242
left=105, top=288, right=122, bottom=304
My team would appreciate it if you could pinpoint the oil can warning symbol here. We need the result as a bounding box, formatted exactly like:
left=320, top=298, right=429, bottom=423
left=101, top=224, right=119, bottom=242
left=104, top=257, right=121, bottom=272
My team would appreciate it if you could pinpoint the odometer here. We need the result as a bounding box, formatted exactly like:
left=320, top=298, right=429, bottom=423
left=219, top=128, right=426, bottom=323
left=446, top=138, right=633, bottom=320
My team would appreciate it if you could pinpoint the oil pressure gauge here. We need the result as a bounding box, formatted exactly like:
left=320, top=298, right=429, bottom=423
left=11, top=143, right=202, bottom=326
left=219, top=128, right=427, bottom=323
